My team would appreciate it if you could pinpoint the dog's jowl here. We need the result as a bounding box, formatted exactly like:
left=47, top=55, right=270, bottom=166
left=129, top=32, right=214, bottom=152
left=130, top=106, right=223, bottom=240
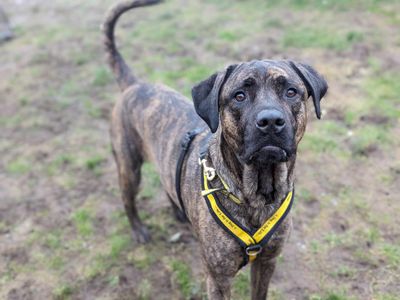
left=103, top=1, right=328, bottom=299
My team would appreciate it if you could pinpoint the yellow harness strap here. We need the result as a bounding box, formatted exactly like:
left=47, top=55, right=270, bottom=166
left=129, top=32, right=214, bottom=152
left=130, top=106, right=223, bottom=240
left=201, top=159, right=293, bottom=264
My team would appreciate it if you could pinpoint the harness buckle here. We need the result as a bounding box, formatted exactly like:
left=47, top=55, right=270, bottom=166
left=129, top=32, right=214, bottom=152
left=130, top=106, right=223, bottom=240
left=199, top=158, right=216, bottom=181
left=245, top=244, right=262, bottom=256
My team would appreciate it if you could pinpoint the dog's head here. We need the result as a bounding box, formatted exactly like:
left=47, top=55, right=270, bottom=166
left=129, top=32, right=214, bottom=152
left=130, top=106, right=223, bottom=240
left=192, top=60, right=328, bottom=165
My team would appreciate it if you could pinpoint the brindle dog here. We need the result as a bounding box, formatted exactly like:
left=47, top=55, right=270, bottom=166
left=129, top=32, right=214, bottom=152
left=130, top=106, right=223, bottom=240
left=103, top=1, right=328, bottom=299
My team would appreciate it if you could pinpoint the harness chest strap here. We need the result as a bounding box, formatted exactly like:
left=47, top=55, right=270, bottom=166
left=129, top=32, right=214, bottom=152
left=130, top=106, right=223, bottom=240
left=175, top=130, right=294, bottom=264
left=200, top=160, right=294, bottom=264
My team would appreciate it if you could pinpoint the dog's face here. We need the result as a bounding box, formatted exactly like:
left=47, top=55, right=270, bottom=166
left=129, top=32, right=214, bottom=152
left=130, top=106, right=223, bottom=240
left=192, top=60, right=327, bottom=165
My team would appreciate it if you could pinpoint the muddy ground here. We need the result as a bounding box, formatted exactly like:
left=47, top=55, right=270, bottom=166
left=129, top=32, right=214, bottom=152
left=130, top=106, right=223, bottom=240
left=1, top=0, right=399, bottom=299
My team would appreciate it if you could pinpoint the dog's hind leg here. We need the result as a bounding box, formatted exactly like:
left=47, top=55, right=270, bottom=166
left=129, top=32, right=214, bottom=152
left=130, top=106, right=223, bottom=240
left=111, top=120, right=150, bottom=244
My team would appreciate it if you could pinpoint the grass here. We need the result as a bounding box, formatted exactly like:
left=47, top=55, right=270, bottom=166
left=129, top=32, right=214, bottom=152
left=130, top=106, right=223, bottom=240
left=380, top=243, right=400, bottom=267
left=297, top=187, right=314, bottom=203
left=232, top=269, right=250, bottom=300
left=109, top=233, right=131, bottom=260
left=300, top=121, right=348, bottom=155
left=374, top=294, right=399, bottom=300
left=282, top=28, right=363, bottom=51
left=85, top=154, right=105, bottom=172
left=83, top=99, right=102, bottom=118
left=0, top=114, right=24, bottom=128
left=92, top=67, right=113, bottom=87
left=139, top=163, right=161, bottom=198
left=363, top=71, right=400, bottom=119
left=218, top=30, right=241, bottom=42
left=84, top=229, right=132, bottom=279
left=137, top=279, right=152, bottom=300
left=170, top=259, right=199, bottom=299
left=330, top=266, right=355, bottom=279
left=85, top=254, right=113, bottom=279
left=128, top=246, right=156, bottom=270
left=323, top=233, right=346, bottom=248
left=267, top=0, right=398, bottom=11
left=309, top=292, right=353, bottom=300
left=49, top=256, right=65, bottom=271
left=46, top=154, right=74, bottom=176
left=350, top=125, right=390, bottom=155
left=45, top=232, right=63, bottom=250
left=5, top=158, right=31, bottom=174
left=72, top=208, right=94, bottom=237
left=53, top=283, right=74, bottom=300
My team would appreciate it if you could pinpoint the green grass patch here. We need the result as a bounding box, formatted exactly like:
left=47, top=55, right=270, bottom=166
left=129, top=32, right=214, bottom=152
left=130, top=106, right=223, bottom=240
left=0, top=114, right=24, bottom=128
left=84, top=229, right=131, bottom=279
left=32, top=25, right=76, bottom=46
left=49, top=256, right=65, bottom=271
left=267, top=0, right=396, bottom=12
left=300, top=121, right=348, bottom=155
left=374, top=293, right=399, bottom=300
left=140, top=163, right=161, bottom=198
left=310, top=291, right=353, bottom=300
left=45, top=231, right=63, bottom=250
left=218, top=30, right=241, bottom=42
left=53, top=283, right=74, bottom=300
left=109, top=233, right=131, bottom=260
left=71, top=50, right=92, bottom=66
left=72, top=208, right=94, bottom=237
left=128, top=245, right=156, bottom=270
left=83, top=99, right=102, bottom=118
left=85, top=154, right=105, bottom=173
left=330, top=265, right=356, bottom=279
left=53, top=79, right=85, bottom=109
left=85, top=254, right=113, bottom=279
left=47, top=154, right=74, bottom=176
left=297, top=187, right=314, bottom=203
left=6, top=158, right=31, bottom=174
left=363, top=71, right=400, bottom=119
left=232, top=269, right=250, bottom=299
left=380, top=243, right=400, bottom=267
left=282, top=27, right=363, bottom=51
left=350, top=125, right=390, bottom=155
left=324, top=233, right=346, bottom=248
left=92, top=67, right=112, bottom=87
left=310, top=240, right=322, bottom=254
left=137, top=279, right=152, bottom=300
left=170, top=260, right=198, bottom=299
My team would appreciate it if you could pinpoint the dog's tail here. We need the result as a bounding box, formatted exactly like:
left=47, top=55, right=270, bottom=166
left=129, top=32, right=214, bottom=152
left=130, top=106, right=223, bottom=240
left=102, top=0, right=162, bottom=91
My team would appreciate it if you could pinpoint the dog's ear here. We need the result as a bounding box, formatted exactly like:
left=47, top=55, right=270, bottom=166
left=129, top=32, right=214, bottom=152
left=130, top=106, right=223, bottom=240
left=192, top=64, right=237, bottom=133
left=289, top=61, right=328, bottom=119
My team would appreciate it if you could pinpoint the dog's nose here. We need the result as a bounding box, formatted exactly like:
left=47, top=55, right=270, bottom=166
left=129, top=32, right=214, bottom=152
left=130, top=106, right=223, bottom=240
left=256, top=109, right=286, bottom=133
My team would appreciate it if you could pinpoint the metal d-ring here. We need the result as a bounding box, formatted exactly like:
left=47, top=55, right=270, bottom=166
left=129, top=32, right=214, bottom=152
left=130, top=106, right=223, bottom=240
left=245, top=244, right=262, bottom=256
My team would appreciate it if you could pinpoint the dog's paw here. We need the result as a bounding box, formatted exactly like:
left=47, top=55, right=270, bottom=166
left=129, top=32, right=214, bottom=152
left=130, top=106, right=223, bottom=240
left=132, top=226, right=151, bottom=244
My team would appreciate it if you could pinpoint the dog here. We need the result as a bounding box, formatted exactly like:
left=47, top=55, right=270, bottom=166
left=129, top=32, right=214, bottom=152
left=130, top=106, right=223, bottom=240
left=103, top=1, right=328, bottom=299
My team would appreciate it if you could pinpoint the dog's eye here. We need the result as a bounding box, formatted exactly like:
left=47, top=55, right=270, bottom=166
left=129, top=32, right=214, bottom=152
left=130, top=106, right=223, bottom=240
left=286, top=88, right=297, bottom=98
left=234, top=91, right=246, bottom=102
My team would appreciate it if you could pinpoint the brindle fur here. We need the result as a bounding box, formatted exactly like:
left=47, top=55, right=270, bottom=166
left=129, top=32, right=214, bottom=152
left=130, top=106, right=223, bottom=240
left=103, top=1, right=327, bottom=299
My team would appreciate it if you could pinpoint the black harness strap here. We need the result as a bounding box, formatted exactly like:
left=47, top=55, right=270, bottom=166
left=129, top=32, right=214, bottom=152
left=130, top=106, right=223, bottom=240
left=175, top=128, right=203, bottom=217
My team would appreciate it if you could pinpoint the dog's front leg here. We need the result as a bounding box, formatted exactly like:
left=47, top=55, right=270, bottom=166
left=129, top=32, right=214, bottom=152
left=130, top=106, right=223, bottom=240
left=205, top=271, right=232, bottom=300
left=250, top=257, right=277, bottom=300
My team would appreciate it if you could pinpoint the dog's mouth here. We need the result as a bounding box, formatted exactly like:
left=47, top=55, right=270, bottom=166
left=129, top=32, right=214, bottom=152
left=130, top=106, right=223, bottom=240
left=242, top=145, right=289, bottom=164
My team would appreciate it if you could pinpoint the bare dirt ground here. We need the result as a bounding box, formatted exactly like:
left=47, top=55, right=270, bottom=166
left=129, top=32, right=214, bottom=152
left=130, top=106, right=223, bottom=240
left=1, top=0, right=399, bottom=299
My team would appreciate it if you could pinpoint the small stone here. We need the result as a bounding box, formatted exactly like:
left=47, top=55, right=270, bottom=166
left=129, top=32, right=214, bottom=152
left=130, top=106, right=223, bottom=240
left=169, top=232, right=182, bottom=243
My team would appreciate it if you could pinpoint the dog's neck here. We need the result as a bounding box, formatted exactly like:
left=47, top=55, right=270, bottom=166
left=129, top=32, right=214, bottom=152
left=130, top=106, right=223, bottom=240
left=207, top=131, right=295, bottom=228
